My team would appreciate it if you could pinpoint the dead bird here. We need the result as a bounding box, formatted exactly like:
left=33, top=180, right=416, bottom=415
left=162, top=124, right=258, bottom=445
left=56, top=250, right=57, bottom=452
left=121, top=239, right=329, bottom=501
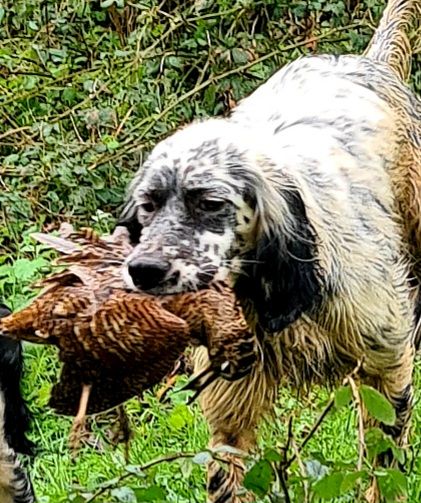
left=0, top=226, right=257, bottom=450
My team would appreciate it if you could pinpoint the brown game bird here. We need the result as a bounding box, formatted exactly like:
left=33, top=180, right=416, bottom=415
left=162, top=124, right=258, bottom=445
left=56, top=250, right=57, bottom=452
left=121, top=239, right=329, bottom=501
left=0, top=226, right=257, bottom=448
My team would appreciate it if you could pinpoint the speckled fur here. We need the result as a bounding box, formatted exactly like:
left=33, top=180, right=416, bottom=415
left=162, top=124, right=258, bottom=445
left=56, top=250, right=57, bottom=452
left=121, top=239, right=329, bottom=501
left=119, top=1, right=420, bottom=501
left=0, top=393, right=34, bottom=503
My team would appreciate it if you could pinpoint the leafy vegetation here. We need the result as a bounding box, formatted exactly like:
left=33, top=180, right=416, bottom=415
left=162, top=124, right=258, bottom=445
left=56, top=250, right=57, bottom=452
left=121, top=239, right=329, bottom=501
left=0, top=0, right=420, bottom=501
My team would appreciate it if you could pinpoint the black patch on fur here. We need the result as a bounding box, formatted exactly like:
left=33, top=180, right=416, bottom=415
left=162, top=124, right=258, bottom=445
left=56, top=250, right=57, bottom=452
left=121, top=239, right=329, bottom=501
left=11, top=462, right=35, bottom=503
left=116, top=212, right=143, bottom=244
left=0, top=305, right=34, bottom=455
left=235, top=188, right=322, bottom=332
left=208, top=466, right=226, bottom=493
left=382, top=383, right=412, bottom=441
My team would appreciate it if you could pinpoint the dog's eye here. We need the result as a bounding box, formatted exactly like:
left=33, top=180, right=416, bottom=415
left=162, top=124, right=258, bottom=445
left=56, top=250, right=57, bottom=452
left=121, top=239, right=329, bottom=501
left=139, top=202, right=155, bottom=213
left=198, top=199, right=226, bottom=212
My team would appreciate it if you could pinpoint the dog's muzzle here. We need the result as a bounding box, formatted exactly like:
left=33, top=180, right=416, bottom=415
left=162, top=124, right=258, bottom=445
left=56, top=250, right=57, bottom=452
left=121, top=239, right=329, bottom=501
left=127, top=258, right=171, bottom=291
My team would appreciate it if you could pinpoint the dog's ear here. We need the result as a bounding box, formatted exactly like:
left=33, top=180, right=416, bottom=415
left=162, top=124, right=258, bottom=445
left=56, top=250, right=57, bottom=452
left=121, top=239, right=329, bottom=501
left=116, top=200, right=143, bottom=244
left=234, top=188, right=322, bottom=333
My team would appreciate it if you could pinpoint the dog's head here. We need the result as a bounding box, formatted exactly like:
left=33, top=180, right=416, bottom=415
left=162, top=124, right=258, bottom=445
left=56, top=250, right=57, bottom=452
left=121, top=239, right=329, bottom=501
left=119, top=119, right=322, bottom=331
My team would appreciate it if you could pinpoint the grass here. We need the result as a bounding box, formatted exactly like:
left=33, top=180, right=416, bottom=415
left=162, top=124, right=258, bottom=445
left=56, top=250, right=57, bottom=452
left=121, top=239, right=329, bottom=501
left=1, top=0, right=420, bottom=501
left=20, top=340, right=421, bottom=502
left=5, top=243, right=421, bottom=501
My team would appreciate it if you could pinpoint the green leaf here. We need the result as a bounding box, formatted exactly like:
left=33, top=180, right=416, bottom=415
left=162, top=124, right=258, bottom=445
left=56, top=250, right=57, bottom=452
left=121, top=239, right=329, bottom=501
left=167, top=403, right=193, bottom=429
left=340, top=471, right=367, bottom=491
left=376, top=469, right=407, bottom=502
left=203, top=85, right=216, bottom=110
left=360, top=385, right=396, bottom=426
left=133, top=485, right=167, bottom=502
left=246, top=62, right=267, bottom=79
left=62, top=87, right=77, bottom=104
left=232, top=48, right=248, bottom=64
left=313, top=472, right=345, bottom=499
left=334, top=385, right=352, bottom=409
left=179, top=458, right=193, bottom=478
left=100, top=0, right=116, bottom=8
left=264, top=448, right=282, bottom=463
left=243, top=460, right=274, bottom=497
left=365, top=428, right=404, bottom=464
left=12, top=257, right=47, bottom=281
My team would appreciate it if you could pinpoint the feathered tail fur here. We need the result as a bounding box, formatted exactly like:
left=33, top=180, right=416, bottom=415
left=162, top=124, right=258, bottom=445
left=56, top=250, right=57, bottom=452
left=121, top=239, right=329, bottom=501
left=365, top=0, right=421, bottom=346
left=364, top=0, right=420, bottom=81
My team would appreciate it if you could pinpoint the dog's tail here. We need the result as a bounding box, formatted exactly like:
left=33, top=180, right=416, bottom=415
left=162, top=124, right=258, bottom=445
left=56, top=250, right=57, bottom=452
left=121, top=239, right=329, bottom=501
left=364, top=0, right=420, bottom=81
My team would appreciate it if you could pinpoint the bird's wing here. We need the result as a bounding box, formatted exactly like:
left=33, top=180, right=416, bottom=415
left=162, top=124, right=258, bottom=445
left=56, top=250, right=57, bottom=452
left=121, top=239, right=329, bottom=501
left=31, top=232, right=82, bottom=254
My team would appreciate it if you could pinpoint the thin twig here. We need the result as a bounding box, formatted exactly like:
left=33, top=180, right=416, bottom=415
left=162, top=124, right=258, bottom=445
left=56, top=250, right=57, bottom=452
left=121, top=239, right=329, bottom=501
left=284, top=398, right=335, bottom=470
left=291, top=438, right=310, bottom=503
left=0, top=126, right=32, bottom=141
left=115, top=105, right=135, bottom=138
left=278, top=468, right=291, bottom=503
left=277, top=416, right=294, bottom=503
left=347, top=376, right=366, bottom=471
left=85, top=451, right=242, bottom=502
left=69, top=113, right=85, bottom=144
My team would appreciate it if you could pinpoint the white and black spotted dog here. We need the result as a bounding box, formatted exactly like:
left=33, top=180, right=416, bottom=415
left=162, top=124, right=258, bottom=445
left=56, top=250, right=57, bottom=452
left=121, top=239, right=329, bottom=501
left=118, top=1, right=420, bottom=501
left=0, top=306, right=34, bottom=503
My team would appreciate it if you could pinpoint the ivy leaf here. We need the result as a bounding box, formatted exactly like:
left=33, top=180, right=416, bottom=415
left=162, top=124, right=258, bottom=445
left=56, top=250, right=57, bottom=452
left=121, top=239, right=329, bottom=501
left=13, top=257, right=47, bottom=281
left=340, top=470, right=367, bottom=491
left=232, top=48, right=248, bottom=64
left=334, top=385, right=352, bottom=409
left=133, top=485, right=167, bottom=501
left=365, top=428, right=404, bottom=464
left=264, top=448, right=282, bottom=463
left=243, top=460, right=274, bottom=497
left=360, top=386, right=396, bottom=426
left=376, top=469, right=407, bottom=502
left=313, top=472, right=345, bottom=499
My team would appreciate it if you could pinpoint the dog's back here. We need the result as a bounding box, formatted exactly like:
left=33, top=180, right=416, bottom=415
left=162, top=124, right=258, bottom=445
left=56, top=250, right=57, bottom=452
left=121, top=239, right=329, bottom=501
left=232, top=0, right=421, bottom=339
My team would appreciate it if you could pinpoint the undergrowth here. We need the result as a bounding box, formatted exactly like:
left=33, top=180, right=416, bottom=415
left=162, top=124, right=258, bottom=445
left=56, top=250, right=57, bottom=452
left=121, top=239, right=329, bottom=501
left=0, top=1, right=420, bottom=502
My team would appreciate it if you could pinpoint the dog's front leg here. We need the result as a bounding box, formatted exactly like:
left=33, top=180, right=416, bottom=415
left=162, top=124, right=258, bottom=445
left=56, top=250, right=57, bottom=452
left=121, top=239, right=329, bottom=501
left=192, top=346, right=277, bottom=503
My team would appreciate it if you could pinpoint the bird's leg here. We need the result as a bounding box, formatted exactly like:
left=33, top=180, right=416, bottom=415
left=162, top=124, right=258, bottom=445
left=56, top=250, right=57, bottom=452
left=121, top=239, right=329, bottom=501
left=69, top=383, right=92, bottom=455
left=156, top=356, right=187, bottom=402
left=156, top=374, right=179, bottom=402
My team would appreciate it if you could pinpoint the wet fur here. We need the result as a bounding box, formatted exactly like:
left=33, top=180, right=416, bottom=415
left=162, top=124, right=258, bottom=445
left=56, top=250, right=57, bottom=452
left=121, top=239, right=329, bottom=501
left=119, top=1, right=420, bottom=501
left=0, top=306, right=34, bottom=503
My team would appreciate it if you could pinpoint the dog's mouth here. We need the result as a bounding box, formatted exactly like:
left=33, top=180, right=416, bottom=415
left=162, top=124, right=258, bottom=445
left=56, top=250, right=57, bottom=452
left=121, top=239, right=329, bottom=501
left=123, top=262, right=230, bottom=295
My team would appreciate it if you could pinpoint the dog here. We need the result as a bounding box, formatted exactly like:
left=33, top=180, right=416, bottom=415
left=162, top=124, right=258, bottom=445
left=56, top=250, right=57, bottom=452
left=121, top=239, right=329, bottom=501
left=0, top=306, right=35, bottom=503
left=118, top=0, right=420, bottom=501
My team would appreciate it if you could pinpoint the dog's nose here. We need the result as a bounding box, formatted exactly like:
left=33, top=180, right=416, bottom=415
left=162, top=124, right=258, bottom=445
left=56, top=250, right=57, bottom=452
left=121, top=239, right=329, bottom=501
left=128, top=259, right=170, bottom=290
